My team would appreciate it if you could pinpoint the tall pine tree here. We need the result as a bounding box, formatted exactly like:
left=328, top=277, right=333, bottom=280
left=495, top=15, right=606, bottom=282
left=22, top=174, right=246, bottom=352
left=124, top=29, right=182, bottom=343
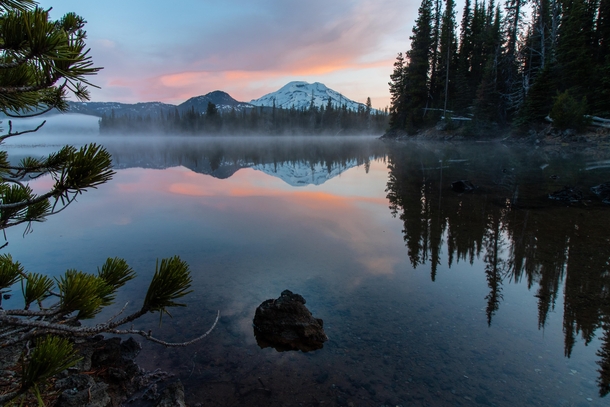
left=388, top=52, right=407, bottom=129
left=403, top=0, right=435, bottom=131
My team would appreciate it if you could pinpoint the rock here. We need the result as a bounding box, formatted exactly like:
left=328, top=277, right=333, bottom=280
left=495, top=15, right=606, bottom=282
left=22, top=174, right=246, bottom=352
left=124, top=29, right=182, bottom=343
left=451, top=180, right=476, bottom=193
left=154, top=381, right=186, bottom=407
left=253, top=289, right=328, bottom=352
left=591, top=182, right=610, bottom=204
left=381, top=128, right=410, bottom=139
left=0, top=346, right=20, bottom=370
left=548, top=186, right=583, bottom=202
left=55, top=374, right=110, bottom=407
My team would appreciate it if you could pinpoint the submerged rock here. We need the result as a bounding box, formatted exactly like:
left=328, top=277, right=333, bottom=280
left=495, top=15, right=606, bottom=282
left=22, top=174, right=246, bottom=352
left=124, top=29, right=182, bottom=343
left=253, top=290, right=328, bottom=352
left=451, top=180, right=476, bottom=193
left=53, top=336, right=183, bottom=407
left=549, top=186, right=583, bottom=202
left=154, top=381, right=186, bottom=407
left=591, top=182, right=610, bottom=204
left=55, top=374, right=110, bottom=407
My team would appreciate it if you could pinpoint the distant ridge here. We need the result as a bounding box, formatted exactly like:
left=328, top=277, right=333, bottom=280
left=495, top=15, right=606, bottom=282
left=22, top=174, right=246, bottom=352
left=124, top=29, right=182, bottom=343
left=66, top=101, right=175, bottom=118
left=249, top=81, right=366, bottom=111
left=67, top=90, right=253, bottom=118
left=64, top=81, right=370, bottom=118
left=180, top=91, right=253, bottom=114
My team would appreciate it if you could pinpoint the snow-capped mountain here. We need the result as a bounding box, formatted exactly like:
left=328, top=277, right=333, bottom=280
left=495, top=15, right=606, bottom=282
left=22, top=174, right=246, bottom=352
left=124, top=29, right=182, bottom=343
left=252, top=160, right=359, bottom=187
left=249, top=81, right=367, bottom=111
left=61, top=81, right=369, bottom=118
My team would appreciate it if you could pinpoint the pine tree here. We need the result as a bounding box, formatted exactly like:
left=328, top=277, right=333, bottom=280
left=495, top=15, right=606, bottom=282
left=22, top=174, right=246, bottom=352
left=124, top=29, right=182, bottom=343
left=434, top=0, right=458, bottom=114
left=388, top=52, right=407, bottom=129
left=517, top=0, right=555, bottom=124
left=555, top=0, right=597, bottom=100
left=595, top=0, right=610, bottom=114
left=499, top=0, right=528, bottom=118
left=403, top=0, right=435, bottom=131
left=474, top=5, right=504, bottom=123
left=429, top=0, right=444, bottom=108
left=454, top=0, right=474, bottom=112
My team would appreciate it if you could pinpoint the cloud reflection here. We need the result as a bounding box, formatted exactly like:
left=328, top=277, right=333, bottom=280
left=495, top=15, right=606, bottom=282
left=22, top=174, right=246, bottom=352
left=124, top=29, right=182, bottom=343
left=115, top=163, right=403, bottom=277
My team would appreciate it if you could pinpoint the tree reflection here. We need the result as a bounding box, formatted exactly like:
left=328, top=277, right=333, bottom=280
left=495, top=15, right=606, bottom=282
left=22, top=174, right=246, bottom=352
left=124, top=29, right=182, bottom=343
left=385, top=141, right=610, bottom=396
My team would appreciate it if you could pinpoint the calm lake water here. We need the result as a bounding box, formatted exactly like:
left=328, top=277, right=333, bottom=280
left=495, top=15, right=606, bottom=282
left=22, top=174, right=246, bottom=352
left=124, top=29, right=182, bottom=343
left=3, top=134, right=610, bottom=406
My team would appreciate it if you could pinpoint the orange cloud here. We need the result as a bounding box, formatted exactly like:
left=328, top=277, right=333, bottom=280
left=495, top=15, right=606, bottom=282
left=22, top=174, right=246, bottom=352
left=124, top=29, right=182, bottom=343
left=168, top=183, right=214, bottom=197
left=80, top=163, right=403, bottom=277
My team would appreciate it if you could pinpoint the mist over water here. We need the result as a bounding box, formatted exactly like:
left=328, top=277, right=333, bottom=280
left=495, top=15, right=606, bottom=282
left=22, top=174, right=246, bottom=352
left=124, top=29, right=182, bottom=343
left=3, top=133, right=610, bottom=406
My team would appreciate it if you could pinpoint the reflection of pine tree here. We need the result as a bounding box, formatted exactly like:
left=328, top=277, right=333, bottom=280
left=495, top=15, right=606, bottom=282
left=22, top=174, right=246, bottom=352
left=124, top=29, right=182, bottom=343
left=560, top=207, right=610, bottom=397
left=597, top=325, right=610, bottom=396
left=483, top=212, right=508, bottom=326
left=505, top=209, right=569, bottom=329
left=385, top=142, right=610, bottom=395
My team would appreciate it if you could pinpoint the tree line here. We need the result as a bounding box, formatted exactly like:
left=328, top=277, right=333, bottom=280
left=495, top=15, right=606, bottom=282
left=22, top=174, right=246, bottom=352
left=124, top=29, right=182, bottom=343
left=388, top=0, right=610, bottom=133
left=99, top=99, right=389, bottom=136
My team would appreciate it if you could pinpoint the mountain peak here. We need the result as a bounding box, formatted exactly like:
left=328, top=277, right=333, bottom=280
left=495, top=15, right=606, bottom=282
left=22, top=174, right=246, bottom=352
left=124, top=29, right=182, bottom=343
left=180, top=91, right=252, bottom=113
left=250, top=81, right=365, bottom=111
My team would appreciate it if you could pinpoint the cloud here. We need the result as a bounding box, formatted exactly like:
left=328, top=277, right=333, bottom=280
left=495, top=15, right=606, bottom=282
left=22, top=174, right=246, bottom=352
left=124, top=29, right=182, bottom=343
left=43, top=0, right=418, bottom=106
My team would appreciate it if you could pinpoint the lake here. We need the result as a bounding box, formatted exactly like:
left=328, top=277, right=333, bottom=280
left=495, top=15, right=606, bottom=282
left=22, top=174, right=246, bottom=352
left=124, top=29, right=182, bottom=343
left=3, top=134, right=610, bottom=406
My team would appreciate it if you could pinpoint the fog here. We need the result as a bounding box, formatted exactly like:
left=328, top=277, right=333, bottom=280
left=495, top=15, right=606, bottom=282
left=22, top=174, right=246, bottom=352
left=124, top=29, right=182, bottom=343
left=1, top=113, right=387, bottom=182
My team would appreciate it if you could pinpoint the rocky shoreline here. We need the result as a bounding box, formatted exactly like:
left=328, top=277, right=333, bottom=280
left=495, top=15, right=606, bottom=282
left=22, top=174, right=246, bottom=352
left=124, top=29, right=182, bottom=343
left=0, top=336, right=188, bottom=407
left=61, top=336, right=188, bottom=407
left=381, top=123, right=610, bottom=151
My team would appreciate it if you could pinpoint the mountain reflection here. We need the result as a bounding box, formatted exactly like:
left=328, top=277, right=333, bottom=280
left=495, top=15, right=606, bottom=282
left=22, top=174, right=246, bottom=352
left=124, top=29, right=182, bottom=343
left=385, top=141, right=610, bottom=397
left=103, top=136, right=386, bottom=186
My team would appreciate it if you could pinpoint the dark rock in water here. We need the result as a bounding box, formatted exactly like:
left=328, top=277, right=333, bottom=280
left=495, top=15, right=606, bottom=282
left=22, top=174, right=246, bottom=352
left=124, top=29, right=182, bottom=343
left=253, top=289, right=328, bottom=352
left=155, top=381, right=186, bottom=407
left=451, top=180, right=476, bottom=193
left=54, top=336, right=182, bottom=407
left=591, top=182, right=610, bottom=204
left=55, top=374, right=110, bottom=407
left=549, top=186, right=583, bottom=202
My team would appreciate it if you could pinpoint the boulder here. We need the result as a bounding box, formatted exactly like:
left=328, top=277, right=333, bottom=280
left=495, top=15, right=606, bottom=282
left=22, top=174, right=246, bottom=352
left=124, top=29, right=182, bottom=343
left=253, top=290, right=328, bottom=352
left=549, top=186, right=583, bottom=202
left=451, top=180, right=476, bottom=193
left=591, top=182, right=610, bottom=204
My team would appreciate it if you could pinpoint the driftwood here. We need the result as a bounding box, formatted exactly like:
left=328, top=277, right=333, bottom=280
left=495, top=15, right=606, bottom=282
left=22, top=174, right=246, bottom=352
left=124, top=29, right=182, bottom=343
left=545, top=115, right=610, bottom=128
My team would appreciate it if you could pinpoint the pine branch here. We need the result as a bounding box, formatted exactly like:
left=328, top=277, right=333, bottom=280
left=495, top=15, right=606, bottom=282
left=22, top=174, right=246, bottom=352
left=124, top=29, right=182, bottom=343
left=0, top=119, right=46, bottom=142
left=107, top=310, right=220, bottom=347
left=0, top=309, right=221, bottom=348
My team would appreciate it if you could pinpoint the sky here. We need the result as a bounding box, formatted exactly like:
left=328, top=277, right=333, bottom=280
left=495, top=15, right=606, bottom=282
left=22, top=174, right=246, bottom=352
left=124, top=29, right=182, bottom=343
left=37, top=0, right=421, bottom=109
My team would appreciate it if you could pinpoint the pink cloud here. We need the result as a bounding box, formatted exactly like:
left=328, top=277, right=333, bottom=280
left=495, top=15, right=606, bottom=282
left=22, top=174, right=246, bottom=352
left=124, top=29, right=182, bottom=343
left=77, top=0, right=415, bottom=107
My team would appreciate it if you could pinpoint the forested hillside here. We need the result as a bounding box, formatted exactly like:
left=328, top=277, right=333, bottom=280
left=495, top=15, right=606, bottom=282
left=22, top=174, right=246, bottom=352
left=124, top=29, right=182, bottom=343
left=99, top=102, right=388, bottom=136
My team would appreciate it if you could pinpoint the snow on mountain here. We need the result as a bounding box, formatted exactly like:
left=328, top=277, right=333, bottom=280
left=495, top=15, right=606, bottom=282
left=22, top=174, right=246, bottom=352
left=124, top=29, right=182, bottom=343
left=64, top=81, right=368, bottom=118
left=252, top=159, right=359, bottom=187
left=249, top=81, right=367, bottom=112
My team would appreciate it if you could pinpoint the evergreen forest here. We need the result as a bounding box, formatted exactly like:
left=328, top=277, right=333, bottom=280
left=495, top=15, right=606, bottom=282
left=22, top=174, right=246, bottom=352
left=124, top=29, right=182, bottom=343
left=388, top=0, right=610, bottom=134
left=99, top=100, right=389, bottom=136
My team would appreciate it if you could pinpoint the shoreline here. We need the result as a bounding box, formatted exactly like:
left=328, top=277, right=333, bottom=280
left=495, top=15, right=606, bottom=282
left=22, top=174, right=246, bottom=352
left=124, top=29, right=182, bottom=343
left=381, top=124, right=610, bottom=150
